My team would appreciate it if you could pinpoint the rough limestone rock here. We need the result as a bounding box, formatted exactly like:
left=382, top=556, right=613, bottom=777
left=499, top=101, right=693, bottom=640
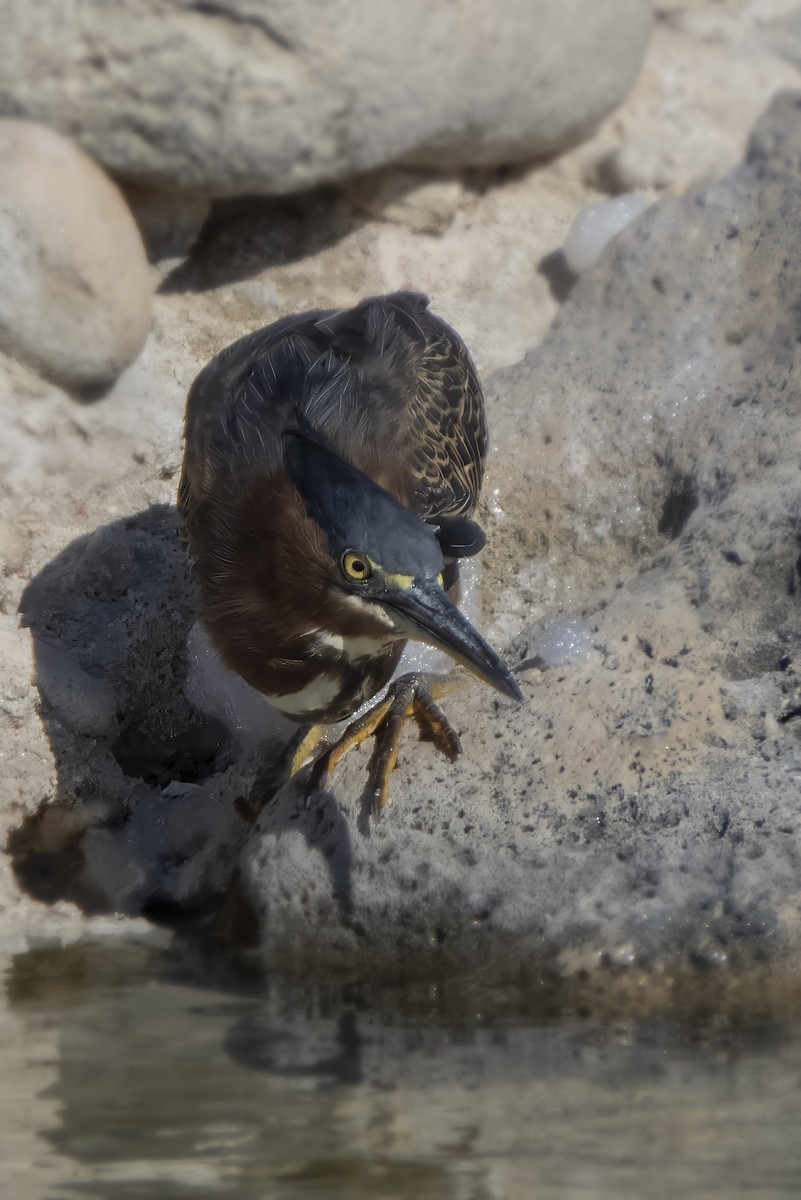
left=241, top=92, right=801, bottom=980
left=0, top=121, right=152, bottom=390
left=0, top=1, right=652, bottom=196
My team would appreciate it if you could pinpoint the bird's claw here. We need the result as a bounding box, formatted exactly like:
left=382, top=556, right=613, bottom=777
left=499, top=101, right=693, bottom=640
left=306, top=673, right=461, bottom=817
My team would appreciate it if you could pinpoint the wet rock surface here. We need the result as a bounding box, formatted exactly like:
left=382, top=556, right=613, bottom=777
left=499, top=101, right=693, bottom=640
left=0, top=1, right=651, bottom=196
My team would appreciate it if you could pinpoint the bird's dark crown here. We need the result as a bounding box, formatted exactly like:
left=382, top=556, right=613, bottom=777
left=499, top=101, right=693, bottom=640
left=283, top=425, right=444, bottom=581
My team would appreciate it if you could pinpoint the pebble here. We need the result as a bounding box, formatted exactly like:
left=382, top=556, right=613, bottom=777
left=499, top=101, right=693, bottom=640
left=0, top=120, right=152, bottom=390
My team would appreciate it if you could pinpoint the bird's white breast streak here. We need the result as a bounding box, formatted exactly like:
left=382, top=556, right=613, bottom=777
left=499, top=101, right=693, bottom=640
left=341, top=593, right=398, bottom=629
left=265, top=672, right=342, bottom=716
left=312, top=630, right=397, bottom=662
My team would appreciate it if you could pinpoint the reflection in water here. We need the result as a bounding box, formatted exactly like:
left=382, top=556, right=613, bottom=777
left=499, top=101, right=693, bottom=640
left=3, top=937, right=801, bottom=1198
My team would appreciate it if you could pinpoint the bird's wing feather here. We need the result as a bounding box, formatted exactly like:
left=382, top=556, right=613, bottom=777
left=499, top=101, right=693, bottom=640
left=301, top=293, right=488, bottom=521
left=404, top=316, right=487, bottom=519
left=178, top=293, right=488, bottom=544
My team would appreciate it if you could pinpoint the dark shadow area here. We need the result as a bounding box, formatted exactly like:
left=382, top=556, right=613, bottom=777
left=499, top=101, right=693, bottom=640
left=68, top=378, right=119, bottom=404
left=159, top=187, right=363, bottom=294
left=7, top=504, right=358, bottom=938
left=462, top=160, right=545, bottom=196
left=538, top=247, right=579, bottom=303
left=18, top=505, right=206, bottom=776
left=157, top=164, right=497, bottom=297
left=8, top=505, right=234, bottom=913
left=658, top=473, right=699, bottom=539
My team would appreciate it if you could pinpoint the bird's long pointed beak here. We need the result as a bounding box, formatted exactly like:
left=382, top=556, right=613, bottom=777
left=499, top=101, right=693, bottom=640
left=383, top=579, right=522, bottom=703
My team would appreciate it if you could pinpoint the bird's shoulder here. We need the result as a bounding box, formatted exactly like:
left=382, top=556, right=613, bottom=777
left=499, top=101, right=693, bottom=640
left=183, top=309, right=338, bottom=454
left=179, top=293, right=487, bottom=523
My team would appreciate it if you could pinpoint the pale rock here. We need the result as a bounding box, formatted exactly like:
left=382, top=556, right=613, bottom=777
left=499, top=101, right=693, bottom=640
left=585, top=12, right=801, bottom=194
left=0, top=120, right=152, bottom=389
left=0, top=1, right=652, bottom=196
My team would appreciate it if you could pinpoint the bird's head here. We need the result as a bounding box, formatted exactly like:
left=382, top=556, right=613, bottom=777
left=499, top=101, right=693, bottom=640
left=284, top=429, right=521, bottom=702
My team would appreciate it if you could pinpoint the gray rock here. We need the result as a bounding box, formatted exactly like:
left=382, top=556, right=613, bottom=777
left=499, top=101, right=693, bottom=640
left=0, top=1, right=652, bottom=196
left=0, top=121, right=152, bottom=389
left=242, top=93, right=801, bottom=980
left=746, top=89, right=801, bottom=181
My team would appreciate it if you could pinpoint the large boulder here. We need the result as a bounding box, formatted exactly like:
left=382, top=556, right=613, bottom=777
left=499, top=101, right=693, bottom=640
left=242, top=92, right=801, bottom=980
left=0, top=1, right=652, bottom=196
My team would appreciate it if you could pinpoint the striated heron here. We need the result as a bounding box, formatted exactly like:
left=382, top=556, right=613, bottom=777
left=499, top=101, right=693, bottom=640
left=178, top=291, right=520, bottom=814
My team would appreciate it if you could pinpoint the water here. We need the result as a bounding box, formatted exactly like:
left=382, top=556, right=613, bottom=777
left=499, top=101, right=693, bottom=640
left=3, top=935, right=801, bottom=1199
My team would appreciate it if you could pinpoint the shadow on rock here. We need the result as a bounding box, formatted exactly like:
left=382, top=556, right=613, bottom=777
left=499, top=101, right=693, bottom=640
left=9, top=505, right=248, bottom=916
left=537, top=247, right=579, bottom=303
left=219, top=777, right=358, bottom=957
left=159, top=188, right=363, bottom=295
left=9, top=503, right=360, bottom=942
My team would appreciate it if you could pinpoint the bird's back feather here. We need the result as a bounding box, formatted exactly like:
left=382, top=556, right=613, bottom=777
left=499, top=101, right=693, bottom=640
left=179, top=292, right=487, bottom=543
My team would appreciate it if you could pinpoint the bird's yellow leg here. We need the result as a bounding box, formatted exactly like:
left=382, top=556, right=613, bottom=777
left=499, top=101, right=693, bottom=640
left=311, top=673, right=462, bottom=817
left=312, top=695, right=396, bottom=782
left=288, top=723, right=325, bottom=777
left=233, top=724, right=326, bottom=824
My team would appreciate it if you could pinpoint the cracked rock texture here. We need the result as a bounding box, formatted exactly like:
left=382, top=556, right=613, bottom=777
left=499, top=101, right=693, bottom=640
left=243, top=92, right=801, bottom=978
left=0, top=0, right=652, bottom=196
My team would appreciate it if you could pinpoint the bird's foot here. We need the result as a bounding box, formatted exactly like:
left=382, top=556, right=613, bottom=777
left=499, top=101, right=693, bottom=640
left=309, top=673, right=461, bottom=817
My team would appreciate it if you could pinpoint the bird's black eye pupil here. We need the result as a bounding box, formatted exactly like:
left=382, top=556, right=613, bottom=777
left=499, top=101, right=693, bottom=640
left=352, top=560, right=365, bottom=574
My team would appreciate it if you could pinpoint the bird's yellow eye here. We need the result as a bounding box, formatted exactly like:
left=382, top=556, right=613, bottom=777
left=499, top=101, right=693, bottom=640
left=342, top=551, right=372, bottom=581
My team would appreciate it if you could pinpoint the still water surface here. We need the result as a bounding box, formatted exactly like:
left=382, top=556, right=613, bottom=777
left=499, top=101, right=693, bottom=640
left=2, top=935, right=801, bottom=1199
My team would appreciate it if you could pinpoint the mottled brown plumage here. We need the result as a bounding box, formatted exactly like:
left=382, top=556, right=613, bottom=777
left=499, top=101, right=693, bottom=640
left=180, top=291, right=485, bottom=521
